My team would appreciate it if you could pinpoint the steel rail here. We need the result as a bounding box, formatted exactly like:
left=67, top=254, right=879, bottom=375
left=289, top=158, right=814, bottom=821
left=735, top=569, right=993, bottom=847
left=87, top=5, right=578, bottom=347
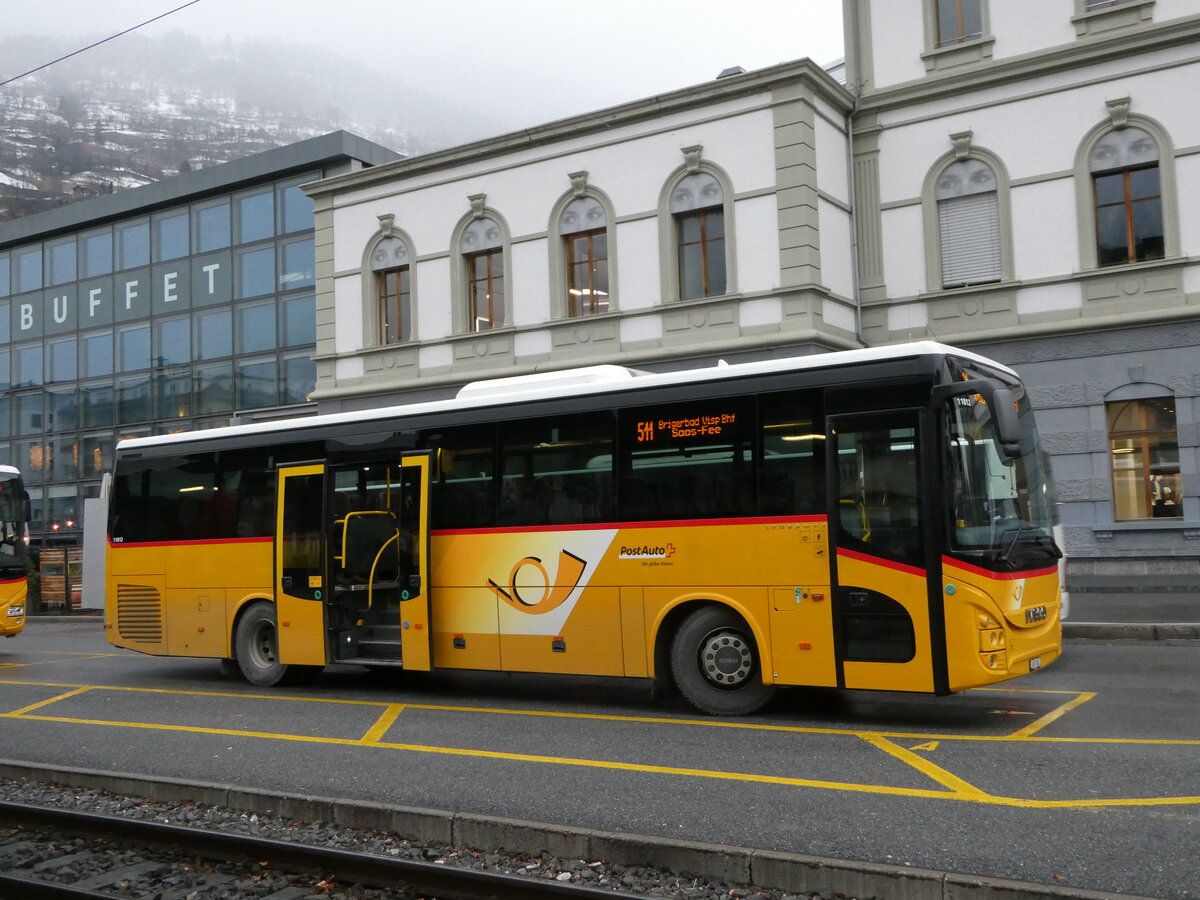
left=0, top=800, right=651, bottom=900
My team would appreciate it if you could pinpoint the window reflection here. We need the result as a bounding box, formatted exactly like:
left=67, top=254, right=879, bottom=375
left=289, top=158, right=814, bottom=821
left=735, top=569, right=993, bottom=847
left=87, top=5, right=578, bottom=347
left=1107, top=397, right=1181, bottom=519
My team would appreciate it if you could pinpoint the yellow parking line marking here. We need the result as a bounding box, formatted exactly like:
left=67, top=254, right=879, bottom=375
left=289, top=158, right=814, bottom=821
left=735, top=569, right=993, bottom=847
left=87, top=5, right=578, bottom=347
left=4, top=687, right=94, bottom=716
left=860, top=734, right=990, bottom=798
left=8, top=710, right=1200, bottom=809
left=1, top=678, right=1197, bottom=745
left=0, top=654, right=121, bottom=670
left=1, top=678, right=1197, bottom=809
left=1011, top=691, right=1097, bottom=738
left=361, top=704, right=405, bottom=744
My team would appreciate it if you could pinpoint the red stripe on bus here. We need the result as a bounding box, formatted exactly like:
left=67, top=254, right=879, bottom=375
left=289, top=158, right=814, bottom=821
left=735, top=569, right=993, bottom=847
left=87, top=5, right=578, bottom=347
left=942, top=556, right=1059, bottom=581
left=836, top=547, right=926, bottom=578
left=0, top=577, right=25, bottom=585
left=108, top=536, right=273, bottom=548
left=432, top=514, right=827, bottom=537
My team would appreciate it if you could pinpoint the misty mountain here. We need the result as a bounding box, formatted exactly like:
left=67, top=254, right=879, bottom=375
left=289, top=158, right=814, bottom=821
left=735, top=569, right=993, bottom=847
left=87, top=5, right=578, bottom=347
left=0, top=31, right=499, bottom=221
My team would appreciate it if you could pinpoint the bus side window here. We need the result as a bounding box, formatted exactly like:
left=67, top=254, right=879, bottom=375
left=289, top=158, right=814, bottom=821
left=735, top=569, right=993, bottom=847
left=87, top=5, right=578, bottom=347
left=420, top=423, right=497, bottom=530
left=499, top=412, right=615, bottom=528
left=759, top=392, right=824, bottom=516
left=834, top=423, right=922, bottom=567
left=219, top=449, right=275, bottom=539
left=281, top=474, right=323, bottom=599
left=619, top=398, right=753, bottom=522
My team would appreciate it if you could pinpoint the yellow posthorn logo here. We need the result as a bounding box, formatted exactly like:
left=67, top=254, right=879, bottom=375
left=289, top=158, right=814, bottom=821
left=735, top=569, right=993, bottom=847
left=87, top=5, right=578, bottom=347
left=488, top=550, right=588, bottom=614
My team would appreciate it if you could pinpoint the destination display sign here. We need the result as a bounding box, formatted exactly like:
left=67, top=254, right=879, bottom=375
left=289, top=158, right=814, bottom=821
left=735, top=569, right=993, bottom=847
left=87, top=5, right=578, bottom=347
left=633, top=409, right=739, bottom=444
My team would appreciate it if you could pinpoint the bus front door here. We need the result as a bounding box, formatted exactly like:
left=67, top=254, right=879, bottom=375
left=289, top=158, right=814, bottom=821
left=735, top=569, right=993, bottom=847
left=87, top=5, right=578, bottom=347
left=829, top=412, right=939, bottom=693
left=275, top=464, right=329, bottom=667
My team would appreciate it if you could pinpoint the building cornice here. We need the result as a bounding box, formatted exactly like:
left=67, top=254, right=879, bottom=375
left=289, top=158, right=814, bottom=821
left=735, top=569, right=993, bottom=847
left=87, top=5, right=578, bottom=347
left=305, top=60, right=853, bottom=199
left=856, top=14, right=1200, bottom=115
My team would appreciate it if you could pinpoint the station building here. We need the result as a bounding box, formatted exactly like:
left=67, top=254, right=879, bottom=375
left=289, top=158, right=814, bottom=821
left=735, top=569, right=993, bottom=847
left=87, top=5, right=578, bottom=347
left=5, top=0, right=1200, bottom=605
left=842, top=0, right=1200, bottom=595
left=304, top=0, right=1200, bottom=599
left=0, top=132, right=398, bottom=547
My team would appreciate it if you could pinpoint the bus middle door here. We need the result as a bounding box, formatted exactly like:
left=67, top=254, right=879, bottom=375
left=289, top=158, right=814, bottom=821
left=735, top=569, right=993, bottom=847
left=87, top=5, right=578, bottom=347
left=326, top=456, right=432, bottom=671
left=829, top=411, right=940, bottom=693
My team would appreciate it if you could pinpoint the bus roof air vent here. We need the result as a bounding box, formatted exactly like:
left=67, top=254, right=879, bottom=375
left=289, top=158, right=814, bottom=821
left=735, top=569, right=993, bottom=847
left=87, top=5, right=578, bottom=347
left=456, top=365, right=644, bottom=402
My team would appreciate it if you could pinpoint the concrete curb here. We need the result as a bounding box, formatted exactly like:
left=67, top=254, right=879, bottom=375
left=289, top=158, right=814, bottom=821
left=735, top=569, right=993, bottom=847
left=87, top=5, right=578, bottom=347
left=1062, top=622, right=1200, bottom=641
left=0, top=760, right=1158, bottom=900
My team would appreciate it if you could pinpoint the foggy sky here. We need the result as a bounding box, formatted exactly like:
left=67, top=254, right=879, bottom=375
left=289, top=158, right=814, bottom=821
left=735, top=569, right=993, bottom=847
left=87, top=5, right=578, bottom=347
left=6, top=0, right=846, bottom=129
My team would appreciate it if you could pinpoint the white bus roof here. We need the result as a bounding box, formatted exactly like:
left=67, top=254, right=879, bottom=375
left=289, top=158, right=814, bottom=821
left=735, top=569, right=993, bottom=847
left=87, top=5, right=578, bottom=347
left=116, top=341, right=1016, bottom=453
left=0, top=465, right=20, bottom=477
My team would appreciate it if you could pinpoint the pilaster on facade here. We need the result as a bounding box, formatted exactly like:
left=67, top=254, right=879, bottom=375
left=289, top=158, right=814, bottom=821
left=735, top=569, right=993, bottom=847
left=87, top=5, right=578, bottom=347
left=773, top=91, right=822, bottom=289
left=850, top=122, right=886, bottom=304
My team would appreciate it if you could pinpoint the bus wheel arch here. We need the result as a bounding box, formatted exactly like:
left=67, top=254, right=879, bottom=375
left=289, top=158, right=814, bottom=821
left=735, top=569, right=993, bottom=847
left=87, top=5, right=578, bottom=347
left=664, top=601, right=775, bottom=716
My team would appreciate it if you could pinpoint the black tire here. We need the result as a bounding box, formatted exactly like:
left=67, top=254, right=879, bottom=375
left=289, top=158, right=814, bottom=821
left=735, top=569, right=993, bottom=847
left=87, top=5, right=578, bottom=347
left=670, top=605, right=774, bottom=716
left=234, top=601, right=288, bottom=686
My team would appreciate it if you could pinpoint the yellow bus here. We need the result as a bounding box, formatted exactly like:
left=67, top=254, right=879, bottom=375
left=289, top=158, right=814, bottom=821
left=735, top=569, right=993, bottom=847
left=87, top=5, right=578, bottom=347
left=104, top=342, right=1061, bottom=715
left=1, top=466, right=28, bottom=639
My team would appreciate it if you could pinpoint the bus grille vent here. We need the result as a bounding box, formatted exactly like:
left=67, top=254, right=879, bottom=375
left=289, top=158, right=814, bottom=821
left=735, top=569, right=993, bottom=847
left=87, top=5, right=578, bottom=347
left=117, top=584, right=164, bottom=643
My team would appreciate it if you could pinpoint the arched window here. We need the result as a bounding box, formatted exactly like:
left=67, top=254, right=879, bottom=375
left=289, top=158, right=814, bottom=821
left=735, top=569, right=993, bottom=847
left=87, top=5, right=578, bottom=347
left=460, top=217, right=505, bottom=332
left=670, top=172, right=726, bottom=300
left=935, top=157, right=1001, bottom=288
left=560, top=196, right=609, bottom=317
left=1106, top=393, right=1181, bottom=520
left=1088, top=127, right=1163, bottom=267
left=370, top=236, right=411, bottom=343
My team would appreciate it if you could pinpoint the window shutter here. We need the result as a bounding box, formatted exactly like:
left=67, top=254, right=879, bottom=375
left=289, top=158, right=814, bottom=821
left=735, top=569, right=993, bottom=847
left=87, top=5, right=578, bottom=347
left=939, top=192, right=1001, bottom=287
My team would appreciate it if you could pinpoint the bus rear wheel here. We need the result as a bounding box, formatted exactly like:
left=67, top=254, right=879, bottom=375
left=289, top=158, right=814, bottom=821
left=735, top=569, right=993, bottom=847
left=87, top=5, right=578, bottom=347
left=670, top=605, right=774, bottom=716
left=235, top=601, right=288, bottom=686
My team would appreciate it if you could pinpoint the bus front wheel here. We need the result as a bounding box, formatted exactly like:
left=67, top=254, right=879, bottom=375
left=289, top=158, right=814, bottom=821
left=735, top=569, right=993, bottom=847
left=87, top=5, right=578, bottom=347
left=670, top=605, right=774, bottom=716
left=235, top=602, right=288, bottom=686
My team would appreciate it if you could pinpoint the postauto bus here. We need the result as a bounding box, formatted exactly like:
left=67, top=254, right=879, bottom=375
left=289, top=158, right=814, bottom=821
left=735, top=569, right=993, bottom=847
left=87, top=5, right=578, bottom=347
left=104, top=342, right=1062, bottom=715
left=1, top=466, right=28, bottom=639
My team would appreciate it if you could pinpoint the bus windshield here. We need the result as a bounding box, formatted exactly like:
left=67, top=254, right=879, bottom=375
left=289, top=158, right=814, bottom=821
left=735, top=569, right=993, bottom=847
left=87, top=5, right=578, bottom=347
left=946, top=387, right=1058, bottom=567
left=0, top=471, right=26, bottom=577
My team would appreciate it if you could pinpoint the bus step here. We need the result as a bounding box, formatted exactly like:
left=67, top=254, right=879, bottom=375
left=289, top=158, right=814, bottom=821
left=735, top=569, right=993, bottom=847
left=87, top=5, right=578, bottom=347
left=355, top=641, right=403, bottom=659
left=342, top=657, right=405, bottom=668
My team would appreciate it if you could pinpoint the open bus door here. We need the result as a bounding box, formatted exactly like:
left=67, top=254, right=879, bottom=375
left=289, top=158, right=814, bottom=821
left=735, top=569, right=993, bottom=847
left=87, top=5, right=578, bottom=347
left=274, top=464, right=329, bottom=667
left=274, top=456, right=432, bottom=673
left=828, top=411, right=941, bottom=694
left=323, top=454, right=432, bottom=672
left=395, top=454, right=432, bottom=670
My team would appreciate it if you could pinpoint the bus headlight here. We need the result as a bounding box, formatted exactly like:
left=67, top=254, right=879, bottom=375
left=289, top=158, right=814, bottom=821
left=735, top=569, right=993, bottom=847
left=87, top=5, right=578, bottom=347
left=978, top=628, right=1006, bottom=651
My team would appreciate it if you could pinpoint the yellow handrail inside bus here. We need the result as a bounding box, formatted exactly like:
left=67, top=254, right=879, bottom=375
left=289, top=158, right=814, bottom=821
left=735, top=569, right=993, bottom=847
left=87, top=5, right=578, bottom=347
left=366, top=532, right=400, bottom=611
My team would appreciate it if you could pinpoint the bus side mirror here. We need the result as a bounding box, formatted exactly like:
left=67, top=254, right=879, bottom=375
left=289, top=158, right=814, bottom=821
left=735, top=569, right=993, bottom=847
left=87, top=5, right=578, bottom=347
left=932, top=379, right=1022, bottom=459
left=989, top=386, right=1022, bottom=459
left=23, top=492, right=31, bottom=524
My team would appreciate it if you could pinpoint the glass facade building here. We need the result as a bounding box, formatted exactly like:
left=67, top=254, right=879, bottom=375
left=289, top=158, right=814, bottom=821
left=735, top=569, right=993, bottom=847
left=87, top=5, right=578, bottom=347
left=0, top=132, right=399, bottom=546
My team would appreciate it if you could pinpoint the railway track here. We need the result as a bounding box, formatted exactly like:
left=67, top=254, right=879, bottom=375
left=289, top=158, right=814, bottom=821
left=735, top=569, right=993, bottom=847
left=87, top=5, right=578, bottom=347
left=0, top=800, right=654, bottom=899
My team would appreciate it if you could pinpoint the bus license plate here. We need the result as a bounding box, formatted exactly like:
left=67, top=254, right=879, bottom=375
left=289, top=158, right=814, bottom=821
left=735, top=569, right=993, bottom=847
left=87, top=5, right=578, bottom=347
left=1029, top=657, right=1042, bottom=671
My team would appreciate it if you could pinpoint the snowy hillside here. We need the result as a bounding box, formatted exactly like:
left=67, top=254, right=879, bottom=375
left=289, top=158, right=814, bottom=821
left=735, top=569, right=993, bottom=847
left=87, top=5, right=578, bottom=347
left=0, top=32, right=493, bottom=221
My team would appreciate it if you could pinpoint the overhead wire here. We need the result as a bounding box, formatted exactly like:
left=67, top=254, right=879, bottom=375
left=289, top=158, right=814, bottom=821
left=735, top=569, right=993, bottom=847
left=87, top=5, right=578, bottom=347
left=0, top=0, right=203, bottom=88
